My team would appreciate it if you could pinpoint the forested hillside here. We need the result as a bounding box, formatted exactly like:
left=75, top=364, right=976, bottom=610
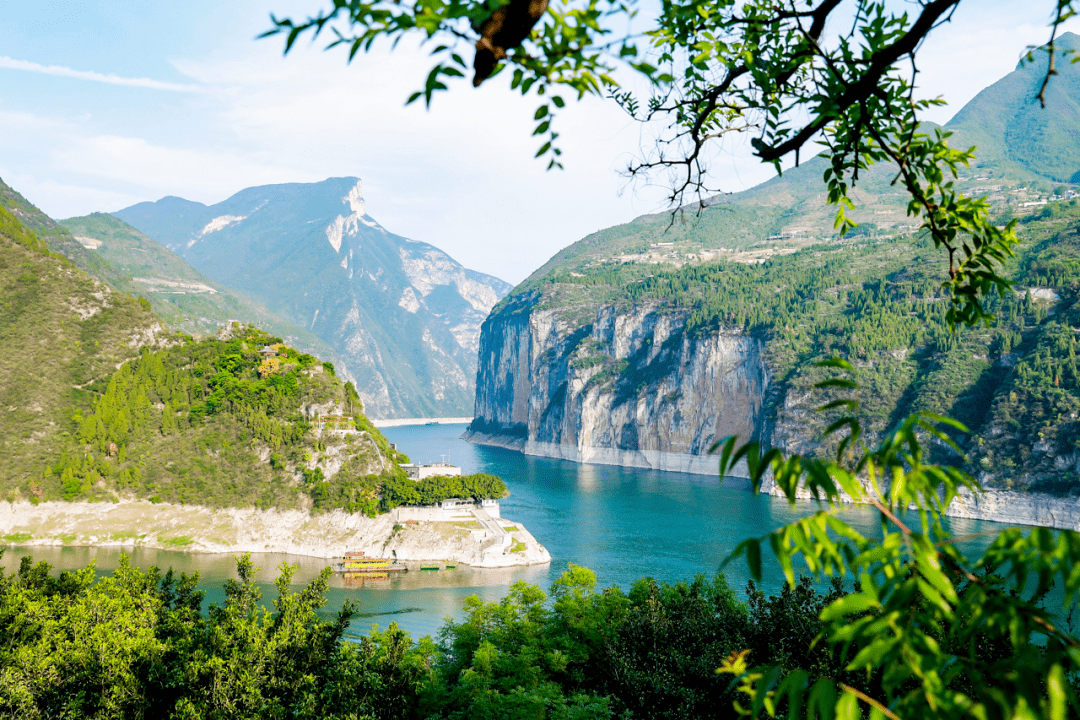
left=0, top=203, right=159, bottom=500
left=473, top=200, right=1080, bottom=493
left=470, top=40, right=1080, bottom=493
left=0, top=204, right=503, bottom=513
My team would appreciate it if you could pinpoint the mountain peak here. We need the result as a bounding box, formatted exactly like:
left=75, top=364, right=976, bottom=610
left=946, top=32, right=1080, bottom=184
left=115, top=176, right=511, bottom=418
left=1013, top=30, right=1080, bottom=71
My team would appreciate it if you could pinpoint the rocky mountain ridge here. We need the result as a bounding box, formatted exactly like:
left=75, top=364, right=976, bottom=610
left=115, top=177, right=511, bottom=418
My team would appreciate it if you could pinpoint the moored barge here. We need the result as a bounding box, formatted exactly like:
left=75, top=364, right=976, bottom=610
left=332, top=551, right=407, bottom=574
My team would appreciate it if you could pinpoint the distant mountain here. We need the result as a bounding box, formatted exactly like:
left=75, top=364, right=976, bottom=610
left=947, top=32, right=1080, bottom=184
left=0, top=177, right=347, bottom=374
left=115, top=177, right=511, bottom=418
left=57, top=212, right=344, bottom=364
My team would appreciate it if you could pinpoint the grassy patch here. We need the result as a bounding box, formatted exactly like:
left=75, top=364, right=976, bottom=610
left=502, top=525, right=519, bottom=532
left=3, top=532, right=33, bottom=543
left=110, top=531, right=138, bottom=540
left=160, top=535, right=194, bottom=548
left=511, top=539, right=527, bottom=553
left=452, top=521, right=483, bottom=530
left=60, top=534, right=76, bottom=545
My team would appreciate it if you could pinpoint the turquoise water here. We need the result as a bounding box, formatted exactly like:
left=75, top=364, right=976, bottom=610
left=1, top=423, right=1017, bottom=640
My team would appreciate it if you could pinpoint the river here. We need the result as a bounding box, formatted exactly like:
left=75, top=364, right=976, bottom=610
left=1, top=423, right=1017, bottom=640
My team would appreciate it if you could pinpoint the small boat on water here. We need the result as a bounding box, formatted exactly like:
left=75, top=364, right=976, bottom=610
left=332, top=551, right=407, bottom=574
left=420, top=564, right=440, bottom=571
left=445, top=563, right=457, bottom=569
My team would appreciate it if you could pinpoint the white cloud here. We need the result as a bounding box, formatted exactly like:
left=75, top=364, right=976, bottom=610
left=0, top=109, right=322, bottom=219
left=0, top=56, right=202, bottom=92
left=0, top=171, right=144, bottom=219
left=161, top=38, right=681, bottom=280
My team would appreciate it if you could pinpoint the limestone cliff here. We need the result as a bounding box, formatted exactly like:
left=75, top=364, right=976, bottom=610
left=465, top=289, right=1080, bottom=532
left=466, top=293, right=767, bottom=477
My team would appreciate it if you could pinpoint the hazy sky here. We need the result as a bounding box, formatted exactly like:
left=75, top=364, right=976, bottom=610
left=0, top=1, right=1075, bottom=283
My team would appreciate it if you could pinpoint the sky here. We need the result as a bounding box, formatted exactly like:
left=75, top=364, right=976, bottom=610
left=0, top=1, right=1077, bottom=283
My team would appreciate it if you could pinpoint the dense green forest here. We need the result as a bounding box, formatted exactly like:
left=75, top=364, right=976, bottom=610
left=502, top=200, right=1080, bottom=493
left=382, top=473, right=508, bottom=507
left=27, top=322, right=506, bottom=513
left=0, top=552, right=1059, bottom=719
left=0, top=203, right=160, bottom=499
left=0, top=202, right=503, bottom=514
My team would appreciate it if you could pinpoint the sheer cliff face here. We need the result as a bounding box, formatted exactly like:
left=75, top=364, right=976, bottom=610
left=469, top=295, right=769, bottom=472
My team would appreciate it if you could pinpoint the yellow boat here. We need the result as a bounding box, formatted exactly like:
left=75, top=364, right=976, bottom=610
left=332, top=551, right=407, bottom=574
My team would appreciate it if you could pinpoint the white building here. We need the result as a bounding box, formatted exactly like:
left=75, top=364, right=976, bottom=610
left=402, top=462, right=462, bottom=480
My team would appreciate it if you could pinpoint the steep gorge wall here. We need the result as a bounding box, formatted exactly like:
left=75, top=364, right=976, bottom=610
left=466, top=297, right=1080, bottom=532
left=466, top=295, right=768, bottom=476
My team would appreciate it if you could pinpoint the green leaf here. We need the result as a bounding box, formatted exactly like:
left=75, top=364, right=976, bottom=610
left=821, top=593, right=879, bottom=621
left=815, top=378, right=857, bottom=390
left=808, top=679, right=838, bottom=720
left=746, top=538, right=762, bottom=579
left=835, top=691, right=860, bottom=720
left=1048, top=663, right=1067, bottom=720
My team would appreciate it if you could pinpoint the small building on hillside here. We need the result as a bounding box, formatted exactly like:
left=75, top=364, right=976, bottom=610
left=259, top=345, right=278, bottom=358
left=402, top=462, right=461, bottom=480
left=319, top=415, right=358, bottom=435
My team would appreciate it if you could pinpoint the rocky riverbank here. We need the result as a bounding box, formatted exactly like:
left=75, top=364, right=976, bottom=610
left=465, top=431, right=1080, bottom=532
left=0, top=500, right=551, bottom=568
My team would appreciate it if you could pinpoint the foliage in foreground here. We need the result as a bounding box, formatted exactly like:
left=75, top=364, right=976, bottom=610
left=0, top=546, right=1073, bottom=720
left=714, top=360, right=1080, bottom=719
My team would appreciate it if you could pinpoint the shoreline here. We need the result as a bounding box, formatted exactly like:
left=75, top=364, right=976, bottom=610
left=372, top=417, right=473, bottom=428
left=463, top=430, right=755, bottom=486
left=0, top=499, right=551, bottom=568
left=463, top=431, right=1080, bottom=532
